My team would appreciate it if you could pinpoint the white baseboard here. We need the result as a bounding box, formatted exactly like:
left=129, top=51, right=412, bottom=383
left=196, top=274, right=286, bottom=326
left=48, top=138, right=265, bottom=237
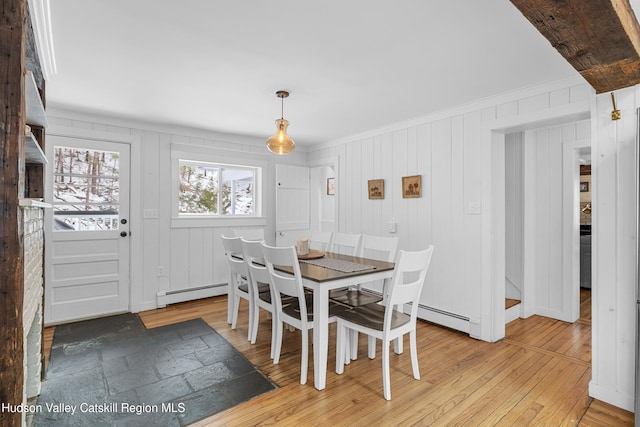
left=589, top=381, right=635, bottom=412
left=157, top=283, right=228, bottom=308
left=505, top=304, right=521, bottom=324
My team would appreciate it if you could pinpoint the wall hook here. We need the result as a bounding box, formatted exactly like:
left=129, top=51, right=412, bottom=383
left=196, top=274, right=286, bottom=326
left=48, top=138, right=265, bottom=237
left=611, top=93, right=621, bottom=120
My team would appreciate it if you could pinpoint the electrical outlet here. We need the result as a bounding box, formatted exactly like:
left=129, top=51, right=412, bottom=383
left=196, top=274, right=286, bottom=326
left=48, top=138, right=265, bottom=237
left=157, top=266, right=165, bottom=277
left=387, top=219, right=397, bottom=233
left=468, top=202, right=482, bottom=215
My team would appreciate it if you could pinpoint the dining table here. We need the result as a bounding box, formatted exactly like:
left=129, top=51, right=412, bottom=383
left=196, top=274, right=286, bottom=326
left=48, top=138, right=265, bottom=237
left=275, top=251, right=396, bottom=390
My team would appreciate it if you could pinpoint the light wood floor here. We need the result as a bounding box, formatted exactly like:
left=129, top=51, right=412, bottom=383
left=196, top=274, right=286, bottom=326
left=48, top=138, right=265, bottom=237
left=45, top=289, right=633, bottom=426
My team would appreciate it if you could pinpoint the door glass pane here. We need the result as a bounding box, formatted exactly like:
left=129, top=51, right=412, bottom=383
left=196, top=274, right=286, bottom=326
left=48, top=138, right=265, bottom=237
left=53, top=146, right=120, bottom=231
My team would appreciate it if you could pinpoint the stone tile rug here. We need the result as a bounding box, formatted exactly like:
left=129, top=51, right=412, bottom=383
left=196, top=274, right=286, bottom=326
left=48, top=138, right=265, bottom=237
left=34, top=314, right=276, bottom=426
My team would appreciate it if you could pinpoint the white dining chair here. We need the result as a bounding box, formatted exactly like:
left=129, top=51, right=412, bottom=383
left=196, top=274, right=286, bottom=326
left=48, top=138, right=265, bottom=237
left=340, top=234, right=400, bottom=359
left=335, top=245, right=434, bottom=400
left=309, top=231, right=333, bottom=251
left=241, top=238, right=277, bottom=356
left=221, top=235, right=255, bottom=341
left=262, top=243, right=346, bottom=385
left=232, top=228, right=265, bottom=241
left=328, top=232, right=361, bottom=256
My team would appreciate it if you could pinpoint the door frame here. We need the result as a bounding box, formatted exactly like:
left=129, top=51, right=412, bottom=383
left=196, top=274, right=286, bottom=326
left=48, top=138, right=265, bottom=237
left=308, top=156, right=339, bottom=232
left=482, top=103, right=591, bottom=342
left=46, top=126, right=143, bottom=314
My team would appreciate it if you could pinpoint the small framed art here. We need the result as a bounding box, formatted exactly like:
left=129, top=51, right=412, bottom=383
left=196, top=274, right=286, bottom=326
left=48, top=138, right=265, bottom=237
left=327, top=177, right=335, bottom=195
left=368, top=179, right=384, bottom=200
left=580, top=181, right=589, bottom=192
left=402, top=175, right=421, bottom=198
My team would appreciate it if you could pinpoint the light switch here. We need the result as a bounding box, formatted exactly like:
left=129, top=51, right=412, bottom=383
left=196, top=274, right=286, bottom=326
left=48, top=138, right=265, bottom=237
left=387, top=219, right=397, bottom=233
left=144, top=209, right=158, bottom=219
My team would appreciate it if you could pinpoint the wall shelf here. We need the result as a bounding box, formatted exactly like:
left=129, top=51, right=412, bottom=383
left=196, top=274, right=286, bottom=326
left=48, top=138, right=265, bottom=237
left=25, top=71, right=48, bottom=128
left=25, top=128, right=47, bottom=164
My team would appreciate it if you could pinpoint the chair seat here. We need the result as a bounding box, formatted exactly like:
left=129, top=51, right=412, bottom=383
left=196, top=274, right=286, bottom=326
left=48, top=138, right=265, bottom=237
left=329, top=289, right=382, bottom=307
left=239, top=282, right=269, bottom=294
left=336, top=302, right=410, bottom=331
left=283, top=295, right=348, bottom=321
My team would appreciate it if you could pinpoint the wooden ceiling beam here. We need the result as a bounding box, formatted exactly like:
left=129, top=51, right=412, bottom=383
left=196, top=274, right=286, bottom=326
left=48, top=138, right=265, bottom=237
left=510, top=0, right=640, bottom=93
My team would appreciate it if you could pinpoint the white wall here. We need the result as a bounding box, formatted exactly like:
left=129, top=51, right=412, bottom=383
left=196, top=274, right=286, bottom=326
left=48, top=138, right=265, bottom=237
left=45, top=77, right=637, bottom=411
left=521, top=121, right=590, bottom=322
left=47, top=109, right=307, bottom=312
left=589, top=86, right=638, bottom=411
left=308, top=77, right=591, bottom=339
left=505, top=132, right=524, bottom=299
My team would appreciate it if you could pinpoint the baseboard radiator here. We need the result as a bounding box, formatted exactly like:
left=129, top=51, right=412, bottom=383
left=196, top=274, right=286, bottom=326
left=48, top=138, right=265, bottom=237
left=362, top=289, right=481, bottom=339
left=157, top=283, right=228, bottom=308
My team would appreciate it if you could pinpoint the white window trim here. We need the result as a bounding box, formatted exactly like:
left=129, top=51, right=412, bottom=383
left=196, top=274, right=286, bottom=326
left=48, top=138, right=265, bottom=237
left=170, top=144, right=266, bottom=228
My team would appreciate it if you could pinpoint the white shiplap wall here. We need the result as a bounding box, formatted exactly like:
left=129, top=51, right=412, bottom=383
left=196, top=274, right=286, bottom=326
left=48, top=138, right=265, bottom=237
left=308, top=77, right=592, bottom=339
left=47, top=109, right=307, bottom=312
left=44, top=79, right=637, bottom=411
left=589, top=86, right=638, bottom=412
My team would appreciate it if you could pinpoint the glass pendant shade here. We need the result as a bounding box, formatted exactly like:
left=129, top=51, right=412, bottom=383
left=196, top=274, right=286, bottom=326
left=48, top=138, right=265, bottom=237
left=266, top=118, right=295, bottom=155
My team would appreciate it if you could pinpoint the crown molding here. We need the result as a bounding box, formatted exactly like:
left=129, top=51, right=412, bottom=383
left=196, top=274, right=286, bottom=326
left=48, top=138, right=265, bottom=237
left=28, top=0, right=57, bottom=80
left=316, top=75, right=590, bottom=151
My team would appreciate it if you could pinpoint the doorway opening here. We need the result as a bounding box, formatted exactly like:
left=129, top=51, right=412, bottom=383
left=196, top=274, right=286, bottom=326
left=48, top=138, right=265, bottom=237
left=503, top=124, right=590, bottom=332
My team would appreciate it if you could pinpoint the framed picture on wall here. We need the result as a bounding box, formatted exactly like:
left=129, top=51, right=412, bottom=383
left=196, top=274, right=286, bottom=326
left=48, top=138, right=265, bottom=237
left=402, top=175, right=421, bottom=198
left=327, top=177, right=335, bottom=195
left=580, top=181, right=589, bottom=192
left=368, top=179, right=384, bottom=199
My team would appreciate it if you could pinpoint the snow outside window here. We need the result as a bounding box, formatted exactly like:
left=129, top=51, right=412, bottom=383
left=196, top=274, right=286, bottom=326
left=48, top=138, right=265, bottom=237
left=178, top=160, right=257, bottom=216
left=52, top=146, right=121, bottom=231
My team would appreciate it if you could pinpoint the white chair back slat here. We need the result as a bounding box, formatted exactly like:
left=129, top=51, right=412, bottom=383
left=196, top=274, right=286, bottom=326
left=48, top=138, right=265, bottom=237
left=241, top=239, right=270, bottom=288
left=262, top=244, right=305, bottom=302
left=329, top=232, right=361, bottom=256
left=385, top=246, right=434, bottom=328
left=221, top=235, right=248, bottom=276
left=360, top=235, right=399, bottom=262
left=309, top=231, right=333, bottom=251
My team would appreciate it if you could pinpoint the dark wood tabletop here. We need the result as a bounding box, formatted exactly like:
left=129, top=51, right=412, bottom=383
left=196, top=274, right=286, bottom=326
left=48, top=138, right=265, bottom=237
left=277, top=251, right=395, bottom=283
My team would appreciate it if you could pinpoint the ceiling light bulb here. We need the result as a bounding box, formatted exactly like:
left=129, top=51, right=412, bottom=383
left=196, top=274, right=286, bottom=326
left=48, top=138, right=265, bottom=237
left=266, top=91, right=295, bottom=155
left=266, top=119, right=295, bottom=154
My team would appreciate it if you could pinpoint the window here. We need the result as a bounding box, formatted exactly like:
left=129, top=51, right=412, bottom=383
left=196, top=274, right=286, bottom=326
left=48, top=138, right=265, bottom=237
left=52, top=146, right=121, bottom=231
left=178, top=160, right=259, bottom=216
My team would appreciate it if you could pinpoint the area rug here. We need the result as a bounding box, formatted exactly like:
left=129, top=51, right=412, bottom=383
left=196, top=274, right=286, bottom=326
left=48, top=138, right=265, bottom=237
left=34, top=314, right=276, bottom=426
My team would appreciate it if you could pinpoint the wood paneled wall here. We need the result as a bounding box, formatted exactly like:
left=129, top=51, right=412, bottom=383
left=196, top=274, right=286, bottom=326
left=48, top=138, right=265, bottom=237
left=308, top=80, right=591, bottom=334
left=47, top=114, right=307, bottom=312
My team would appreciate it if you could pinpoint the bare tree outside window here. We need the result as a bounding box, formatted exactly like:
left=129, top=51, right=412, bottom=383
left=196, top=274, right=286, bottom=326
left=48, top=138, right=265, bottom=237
left=53, top=146, right=120, bottom=231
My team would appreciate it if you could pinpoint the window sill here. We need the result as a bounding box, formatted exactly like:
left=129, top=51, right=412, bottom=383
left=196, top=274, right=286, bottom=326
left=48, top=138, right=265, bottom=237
left=171, top=216, right=267, bottom=229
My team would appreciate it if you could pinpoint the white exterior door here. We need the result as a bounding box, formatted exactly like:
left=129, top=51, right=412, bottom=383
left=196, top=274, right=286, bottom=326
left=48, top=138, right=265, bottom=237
left=45, top=135, right=130, bottom=324
left=276, top=164, right=310, bottom=247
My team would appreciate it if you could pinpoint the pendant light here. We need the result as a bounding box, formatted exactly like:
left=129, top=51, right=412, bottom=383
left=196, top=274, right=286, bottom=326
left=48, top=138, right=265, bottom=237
left=266, top=90, right=295, bottom=155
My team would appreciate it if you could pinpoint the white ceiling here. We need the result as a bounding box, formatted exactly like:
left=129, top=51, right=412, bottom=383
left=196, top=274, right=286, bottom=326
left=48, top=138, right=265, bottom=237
left=47, top=1, right=582, bottom=147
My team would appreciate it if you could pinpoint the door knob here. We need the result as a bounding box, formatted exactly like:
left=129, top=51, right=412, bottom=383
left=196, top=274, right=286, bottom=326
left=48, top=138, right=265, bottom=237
left=120, top=231, right=128, bottom=237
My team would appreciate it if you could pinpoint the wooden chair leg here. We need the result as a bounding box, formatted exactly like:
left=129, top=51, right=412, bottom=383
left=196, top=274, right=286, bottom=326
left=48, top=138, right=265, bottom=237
left=269, top=312, right=277, bottom=359
left=250, top=305, right=259, bottom=344
left=336, top=322, right=346, bottom=374
left=382, top=340, right=391, bottom=400
left=247, top=299, right=255, bottom=341
left=273, top=320, right=283, bottom=364
left=350, top=330, right=358, bottom=360
left=368, top=336, right=376, bottom=359
left=410, top=330, right=420, bottom=380
left=300, top=327, right=308, bottom=385
left=231, top=292, right=241, bottom=330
